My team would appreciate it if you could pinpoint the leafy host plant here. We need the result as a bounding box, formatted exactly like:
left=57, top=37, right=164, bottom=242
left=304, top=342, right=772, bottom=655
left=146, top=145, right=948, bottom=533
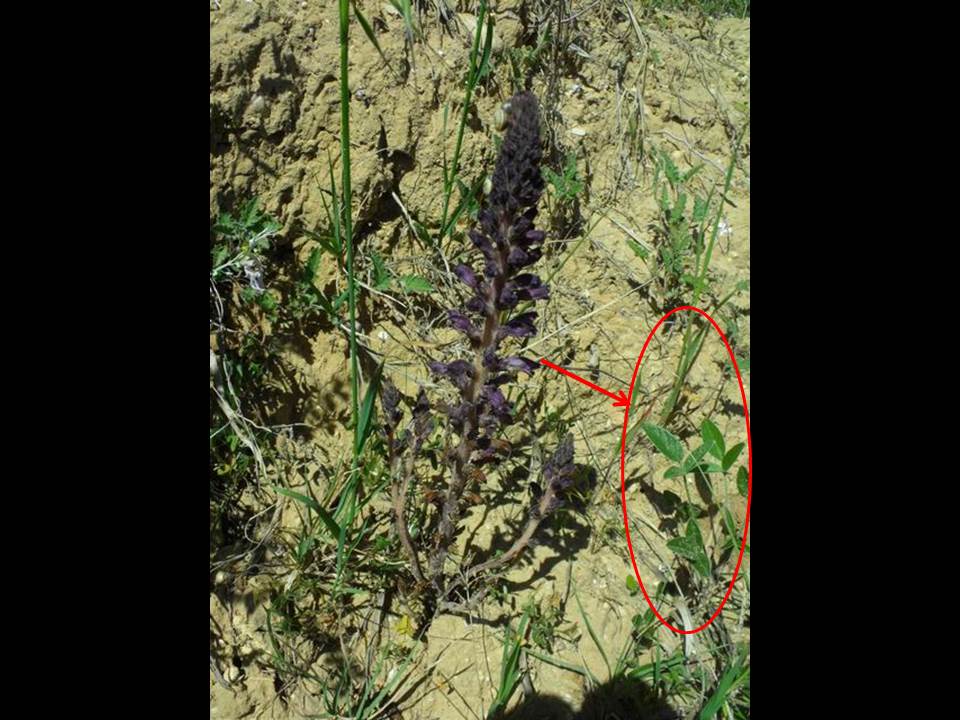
left=381, top=92, right=576, bottom=608
left=640, top=417, right=748, bottom=579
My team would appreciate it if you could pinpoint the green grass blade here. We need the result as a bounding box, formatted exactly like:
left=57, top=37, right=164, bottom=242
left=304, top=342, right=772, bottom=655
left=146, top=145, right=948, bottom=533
left=574, top=588, right=611, bottom=680
left=352, top=0, right=396, bottom=79
left=275, top=486, right=342, bottom=538
left=477, top=9, right=495, bottom=79
left=440, top=0, right=487, bottom=244
left=523, top=647, right=587, bottom=676
left=338, top=0, right=359, bottom=462
left=356, top=361, right=384, bottom=456
left=699, top=646, right=748, bottom=719
left=487, top=608, right=531, bottom=718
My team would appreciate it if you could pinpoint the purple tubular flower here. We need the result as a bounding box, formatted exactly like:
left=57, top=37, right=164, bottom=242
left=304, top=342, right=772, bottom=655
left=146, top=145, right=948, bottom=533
left=411, top=387, right=434, bottom=452
left=536, top=433, right=576, bottom=517
left=498, top=312, right=538, bottom=340
left=507, top=247, right=530, bottom=269
left=483, top=350, right=539, bottom=375
left=380, top=380, right=403, bottom=434
left=454, top=264, right=479, bottom=289
left=466, top=296, right=486, bottom=313
left=501, top=356, right=539, bottom=374
left=498, top=283, right=519, bottom=310
left=448, top=310, right=480, bottom=342
left=429, top=360, right=474, bottom=390
left=481, top=384, right=512, bottom=420
left=444, top=401, right=471, bottom=431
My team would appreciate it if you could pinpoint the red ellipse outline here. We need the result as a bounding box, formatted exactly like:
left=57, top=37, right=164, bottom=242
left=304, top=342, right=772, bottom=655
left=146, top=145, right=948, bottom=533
left=620, top=305, right=751, bottom=635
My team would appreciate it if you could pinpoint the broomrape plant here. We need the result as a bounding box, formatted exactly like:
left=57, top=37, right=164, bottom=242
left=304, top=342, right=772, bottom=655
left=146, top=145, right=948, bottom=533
left=381, top=92, right=575, bottom=610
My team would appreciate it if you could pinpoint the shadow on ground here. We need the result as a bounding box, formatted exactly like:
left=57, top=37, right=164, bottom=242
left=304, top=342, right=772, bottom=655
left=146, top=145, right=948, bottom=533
left=494, top=675, right=679, bottom=720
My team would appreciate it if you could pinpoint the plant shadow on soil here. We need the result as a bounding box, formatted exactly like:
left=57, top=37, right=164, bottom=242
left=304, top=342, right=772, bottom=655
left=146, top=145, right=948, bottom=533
left=494, top=675, right=679, bottom=720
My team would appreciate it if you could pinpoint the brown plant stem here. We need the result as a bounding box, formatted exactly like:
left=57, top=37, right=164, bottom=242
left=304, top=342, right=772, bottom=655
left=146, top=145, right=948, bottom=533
left=389, top=435, right=425, bottom=584
left=436, top=477, right=559, bottom=611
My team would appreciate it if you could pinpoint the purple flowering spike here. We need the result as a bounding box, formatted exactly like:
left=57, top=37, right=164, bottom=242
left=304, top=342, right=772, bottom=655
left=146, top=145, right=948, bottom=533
left=544, top=434, right=575, bottom=490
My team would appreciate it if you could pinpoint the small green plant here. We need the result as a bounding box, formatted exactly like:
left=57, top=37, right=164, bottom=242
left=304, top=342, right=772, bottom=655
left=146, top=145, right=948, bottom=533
left=486, top=608, right=532, bottom=719
left=641, top=124, right=748, bottom=424
left=507, top=27, right=551, bottom=93
left=648, top=149, right=708, bottom=308
left=211, top=198, right=281, bottom=312
left=639, top=417, right=748, bottom=581
left=543, top=150, right=583, bottom=224
left=543, top=151, right=583, bottom=203
left=523, top=594, right=567, bottom=652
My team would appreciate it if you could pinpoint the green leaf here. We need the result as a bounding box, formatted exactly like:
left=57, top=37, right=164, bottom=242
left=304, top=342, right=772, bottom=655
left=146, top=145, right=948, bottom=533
left=692, top=195, right=709, bottom=224
left=661, top=151, right=680, bottom=187
left=356, top=362, right=384, bottom=456
left=667, top=520, right=711, bottom=578
left=212, top=245, right=230, bottom=268
left=275, top=486, right=342, bottom=539
left=305, top=247, right=322, bottom=282
left=399, top=275, right=434, bottom=294
left=681, top=163, right=704, bottom=184
left=641, top=422, right=684, bottom=463
left=664, top=466, right=685, bottom=479
left=371, top=252, right=391, bottom=290
left=723, top=442, right=745, bottom=472
left=737, top=466, right=748, bottom=497
left=681, top=444, right=709, bottom=474
left=333, top=289, right=349, bottom=310
left=304, top=228, right=340, bottom=261
left=700, top=419, right=725, bottom=460
left=626, top=237, right=649, bottom=260
left=625, top=575, right=640, bottom=596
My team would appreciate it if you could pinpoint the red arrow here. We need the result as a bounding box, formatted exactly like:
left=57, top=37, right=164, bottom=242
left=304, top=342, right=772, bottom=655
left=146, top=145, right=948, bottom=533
left=539, top=358, right=630, bottom=408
